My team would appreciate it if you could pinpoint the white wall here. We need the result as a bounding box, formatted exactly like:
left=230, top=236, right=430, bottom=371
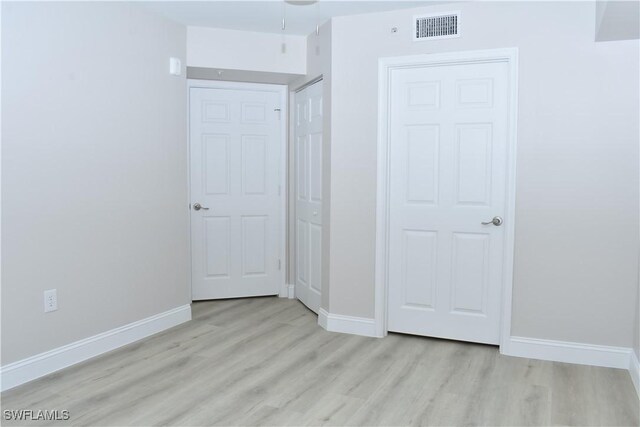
left=187, top=26, right=306, bottom=75
left=325, top=1, right=639, bottom=348
left=1, top=2, right=189, bottom=364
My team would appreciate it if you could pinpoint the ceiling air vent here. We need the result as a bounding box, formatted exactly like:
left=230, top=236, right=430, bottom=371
left=414, top=11, right=461, bottom=41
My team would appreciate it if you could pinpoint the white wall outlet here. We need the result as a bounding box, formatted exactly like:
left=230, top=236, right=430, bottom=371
left=169, top=57, right=181, bottom=76
left=44, top=289, right=58, bottom=313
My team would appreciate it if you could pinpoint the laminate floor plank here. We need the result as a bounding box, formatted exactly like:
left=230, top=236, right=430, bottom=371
left=2, top=298, right=637, bottom=426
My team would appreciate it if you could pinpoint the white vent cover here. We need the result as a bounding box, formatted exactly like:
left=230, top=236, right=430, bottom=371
left=414, top=11, right=461, bottom=41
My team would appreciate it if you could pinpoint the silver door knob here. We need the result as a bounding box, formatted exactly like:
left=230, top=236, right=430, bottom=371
left=482, top=216, right=503, bottom=226
left=192, top=203, right=209, bottom=211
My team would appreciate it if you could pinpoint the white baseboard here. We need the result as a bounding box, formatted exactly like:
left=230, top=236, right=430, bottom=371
left=0, top=304, right=192, bottom=392
left=502, top=336, right=632, bottom=370
left=278, top=284, right=295, bottom=299
left=318, top=309, right=380, bottom=338
left=318, top=308, right=329, bottom=329
left=630, top=350, right=640, bottom=399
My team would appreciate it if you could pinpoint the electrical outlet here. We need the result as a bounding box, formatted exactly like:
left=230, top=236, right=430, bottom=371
left=44, top=289, right=58, bottom=313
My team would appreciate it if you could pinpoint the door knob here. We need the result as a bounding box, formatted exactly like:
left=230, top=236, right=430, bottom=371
left=482, top=216, right=503, bottom=226
left=192, top=203, right=209, bottom=211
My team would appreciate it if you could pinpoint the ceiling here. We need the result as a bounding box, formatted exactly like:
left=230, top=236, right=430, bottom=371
left=142, top=1, right=446, bottom=36
left=595, top=0, right=640, bottom=41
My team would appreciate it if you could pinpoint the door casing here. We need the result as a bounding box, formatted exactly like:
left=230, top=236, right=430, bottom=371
left=187, top=79, right=288, bottom=300
left=374, top=48, right=519, bottom=351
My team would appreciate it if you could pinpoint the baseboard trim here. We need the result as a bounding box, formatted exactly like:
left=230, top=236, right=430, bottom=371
left=0, top=304, right=192, bottom=392
left=278, top=284, right=295, bottom=299
left=318, top=309, right=379, bottom=337
left=501, top=336, right=632, bottom=370
left=318, top=308, right=329, bottom=329
left=630, top=350, right=640, bottom=399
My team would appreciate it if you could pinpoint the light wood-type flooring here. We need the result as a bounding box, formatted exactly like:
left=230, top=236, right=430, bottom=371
left=2, top=297, right=638, bottom=426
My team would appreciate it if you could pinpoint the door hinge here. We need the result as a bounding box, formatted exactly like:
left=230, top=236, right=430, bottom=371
left=278, top=185, right=281, bottom=196
left=278, top=259, right=282, bottom=270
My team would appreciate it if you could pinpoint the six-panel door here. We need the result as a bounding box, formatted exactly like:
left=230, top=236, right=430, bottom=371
left=387, top=61, right=509, bottom=344
left=190, top=87, right=282, bottom=300
left=294, top=81, right=323, bottom=313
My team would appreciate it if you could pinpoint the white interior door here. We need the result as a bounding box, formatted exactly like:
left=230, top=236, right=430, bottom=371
left=387, top=61, right=510, bottom=344
left=190, top=84, right=283, bottom=300
left=294, top=81, right=323, bottom=313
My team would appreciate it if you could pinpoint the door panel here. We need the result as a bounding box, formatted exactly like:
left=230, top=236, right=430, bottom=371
left=309, top=133, right=323, bottom=203
left=241, top=136, right=267, bottom=195
left=241, top=215, right=268, bottom=276
left=203, top=135, right=229, bottom=195
left=402, top=230, right=437, bottom=309
left=204, top=217, right=230, bottom=278
left=294, top=81, right=323, bottom=313
left=455, top=124, right=493, bottom=205
left=190, top=86, right=282, bottom=300
left=387, top=62, right=509, bottom=344
left=450, top=232, right=490, bottom=314
left=296, top=219, right=308, bottom=286
left=309, top=223, right=322, bottom=293
left=406, top=126, right=439, bottom=204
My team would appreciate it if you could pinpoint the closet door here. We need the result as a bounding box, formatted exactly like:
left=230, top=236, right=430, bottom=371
left=386, top=61, right=510, bottom=344
left=294, top=81, right=323, bottom=313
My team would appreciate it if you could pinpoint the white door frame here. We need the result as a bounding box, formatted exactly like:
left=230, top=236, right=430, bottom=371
left=187, top=79, right=289, bottom=299
left=374, top=48, right=519, bottom=350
